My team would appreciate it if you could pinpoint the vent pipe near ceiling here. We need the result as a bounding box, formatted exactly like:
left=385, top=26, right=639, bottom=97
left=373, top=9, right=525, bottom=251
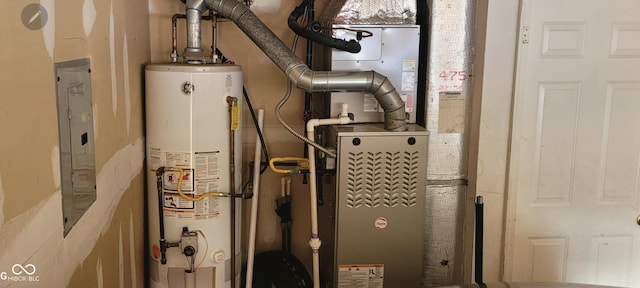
left=184, top=0, right=407, bottom=131
left=183, top=1, right=208, bottom=63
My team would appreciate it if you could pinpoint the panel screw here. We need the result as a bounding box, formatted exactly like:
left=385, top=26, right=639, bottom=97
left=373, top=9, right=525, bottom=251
left=352, top=138, right=361, bottom=146
left=408, top=137, right=416, bottom=145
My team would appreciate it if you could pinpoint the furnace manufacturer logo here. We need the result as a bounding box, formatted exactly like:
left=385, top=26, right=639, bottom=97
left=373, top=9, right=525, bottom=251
left=0, top=264, right=40, bottom=282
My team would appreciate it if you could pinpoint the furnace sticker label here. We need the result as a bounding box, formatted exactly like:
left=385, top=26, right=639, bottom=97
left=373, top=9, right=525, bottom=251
left=401, top=93, right=414, bottom=112
left=338, top=264, right=384, bottom=288
left=401, top=60, right=416, bottom=92
left=401, top=71, right=416, bottom=91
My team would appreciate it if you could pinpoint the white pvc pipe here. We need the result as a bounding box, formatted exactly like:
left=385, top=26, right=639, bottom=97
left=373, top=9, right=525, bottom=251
left=184, top=271, right=196, bottom=288
left=281, top=177, right=287, bottom=198
left=245, top=109, right=265, bottom=288
left=285, top=177, right=291, bottom=196
left=306, top=104, right=350, bottom=288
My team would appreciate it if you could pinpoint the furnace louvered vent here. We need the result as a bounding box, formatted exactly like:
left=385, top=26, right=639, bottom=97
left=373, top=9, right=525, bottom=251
left=346, top=150, right=420, bottom=208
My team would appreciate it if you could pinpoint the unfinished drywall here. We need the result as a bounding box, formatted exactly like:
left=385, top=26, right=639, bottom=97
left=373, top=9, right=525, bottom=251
left=0, top=0, right=149, bottom=287
left=67, top=176, right=145, bottom=288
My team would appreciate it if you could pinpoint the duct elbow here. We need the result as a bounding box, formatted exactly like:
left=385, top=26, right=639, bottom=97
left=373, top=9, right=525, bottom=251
left=186, top=0, right=206, bottom=10
left=288, top=67, right=407, bottom=131
left=287, top=64, right=315, bottom=91
left=370, top=72, right=407, bottom=131
left=205, top=0, right=247, bottom=20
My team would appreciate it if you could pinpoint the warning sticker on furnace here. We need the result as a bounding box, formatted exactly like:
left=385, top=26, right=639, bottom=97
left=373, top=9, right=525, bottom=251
left=338, top=264, right=384, bottom=288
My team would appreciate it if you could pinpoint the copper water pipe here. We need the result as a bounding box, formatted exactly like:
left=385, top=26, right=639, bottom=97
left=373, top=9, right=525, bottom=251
left=171, top=13, right=216, bottom=63
left=171, top=14, right=185, bottom=62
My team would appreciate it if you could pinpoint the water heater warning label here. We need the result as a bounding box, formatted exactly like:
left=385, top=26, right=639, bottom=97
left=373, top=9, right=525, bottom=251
left=149, top=148, right=191, bottom=170
left=153, top=148, right=223, bottom=220
left=338, top=264, right=384, bottom=288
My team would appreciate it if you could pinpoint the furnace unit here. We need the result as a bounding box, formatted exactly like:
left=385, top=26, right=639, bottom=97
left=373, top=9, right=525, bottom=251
left=319, top=124, right=428, bottom=287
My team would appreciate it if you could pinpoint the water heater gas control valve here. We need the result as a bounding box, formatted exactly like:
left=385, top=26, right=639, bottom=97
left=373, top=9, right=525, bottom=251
left=180, top=227, right=199, bottom=256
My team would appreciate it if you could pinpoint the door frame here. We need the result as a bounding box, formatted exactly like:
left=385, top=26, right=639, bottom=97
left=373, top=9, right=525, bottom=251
left=502, top=0, right=540, bottom=280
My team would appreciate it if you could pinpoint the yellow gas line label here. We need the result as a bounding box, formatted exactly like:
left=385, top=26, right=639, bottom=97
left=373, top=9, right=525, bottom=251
left=231, top=99, right=239, bottom=130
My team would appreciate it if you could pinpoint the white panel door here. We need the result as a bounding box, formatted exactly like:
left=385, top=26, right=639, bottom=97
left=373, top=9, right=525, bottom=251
left=506, top=0, right=640, bottom=287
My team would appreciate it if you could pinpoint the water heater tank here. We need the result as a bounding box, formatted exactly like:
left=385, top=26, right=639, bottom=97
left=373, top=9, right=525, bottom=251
left=145, top=63, right=243, bottom=288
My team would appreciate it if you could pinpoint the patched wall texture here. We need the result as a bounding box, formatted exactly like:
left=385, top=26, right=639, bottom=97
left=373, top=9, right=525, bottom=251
left=0, top=0, right=149, bottom=287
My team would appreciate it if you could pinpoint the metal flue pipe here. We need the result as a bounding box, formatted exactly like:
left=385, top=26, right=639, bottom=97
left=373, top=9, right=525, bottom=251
left=186, top=7, right=203, bottom=51
left=183, top=0, right=208, bottom=63
left=185, top=0, right=407, bottom=131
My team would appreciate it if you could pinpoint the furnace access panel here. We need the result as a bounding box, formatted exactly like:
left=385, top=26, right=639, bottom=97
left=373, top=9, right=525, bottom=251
left=331, top=25, right=420, bottom=123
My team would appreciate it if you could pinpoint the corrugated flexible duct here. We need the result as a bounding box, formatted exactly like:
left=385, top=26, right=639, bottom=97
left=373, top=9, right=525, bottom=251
left=184, top=0, right=407, bottom=131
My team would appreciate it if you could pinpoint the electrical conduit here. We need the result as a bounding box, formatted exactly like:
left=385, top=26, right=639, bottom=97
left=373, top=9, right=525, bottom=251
left=306, top=104, right=351, bottom=288
left=245, top=109, right=265, bottom=288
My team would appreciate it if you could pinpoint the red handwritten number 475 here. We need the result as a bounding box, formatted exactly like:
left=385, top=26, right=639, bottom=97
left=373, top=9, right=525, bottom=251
left=439, top=70, right=468, bottom=81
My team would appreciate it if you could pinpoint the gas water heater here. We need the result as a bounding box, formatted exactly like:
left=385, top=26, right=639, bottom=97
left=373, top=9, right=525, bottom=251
left=146, top=64, right=243, bottom=288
